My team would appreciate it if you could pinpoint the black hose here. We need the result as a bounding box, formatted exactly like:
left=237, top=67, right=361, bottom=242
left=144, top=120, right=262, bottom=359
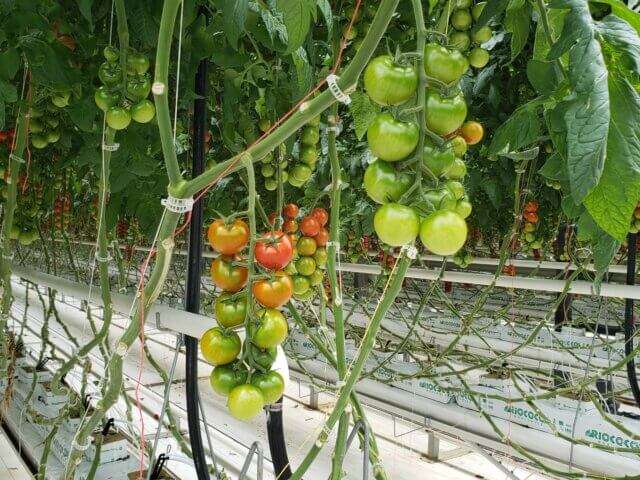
left=184, top=48, right=210, bottom=480
left=266, top=398, right=292, bottom=479
left=624, top=232, right=640, bottom=406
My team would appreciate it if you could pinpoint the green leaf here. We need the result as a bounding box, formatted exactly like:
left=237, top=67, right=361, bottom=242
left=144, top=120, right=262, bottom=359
left=538, top=152, right=567, bottom=181
left=583, top=75, right=640, bottom=241
left=260, top=3, right=288, bottom=44
left=348, top=91, right=380, bottom=140
left=476, top=0, right=508, bottom=27
left=276, top=0, right=315, bottom=54
left=291, top=47, right=312, bottom=96
left=487, top=100, right=542, bottom=156
left=223, top=0, right=249, bottom=48
left=589, top=0, right=640, bottom=35
left=504, top=0, right=531, bottom=59
left=68, top=94, right=97, bottom=132
left=561, top=194, right=584, bottom=218
left=526, top=59, right=561, bottom=94
left=76, top=0, right=93, bottom=28
left=0, top=49, right=20, bottom=80
left=533, top=8, right=566, bottom=60
left=548, top=0, right=609, bottom=203
left=577, top=210, right=619, bottom=282
left=596, top=14, right=640, bottom=73
left=0, top=79, right=17, bottom=103
left=316, top=0, right=333, bottom=40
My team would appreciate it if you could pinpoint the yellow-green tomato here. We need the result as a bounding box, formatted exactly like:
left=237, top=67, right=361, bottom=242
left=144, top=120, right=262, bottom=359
left=227, top=384, right=264, bottom=421
left=373, top=203, right=420, bottom=246
left=200, top=327, right=241, bottom=366
left=419, top=210, right=468, bottom=256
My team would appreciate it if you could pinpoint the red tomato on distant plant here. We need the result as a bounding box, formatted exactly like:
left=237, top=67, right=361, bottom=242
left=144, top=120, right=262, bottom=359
left=283, top=203, right=299, bottom=219
left=310, top=208, right=329, bottom=226
left=255, top=231, right=293, bottom=270
left=207, top=219, right=249, bottom=255
left=314, top=228, right=329, bottom=247
left=300, top=216, right=320, bottom=236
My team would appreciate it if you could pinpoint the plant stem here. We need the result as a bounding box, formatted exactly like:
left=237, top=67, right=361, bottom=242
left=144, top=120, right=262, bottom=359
left=411, top=0, right=428, bottom=191
left=181, top=0, right=401, bottom=198
left=288, top=250, right=413, bottom=480
left=535, top=0, right=568, bottom=80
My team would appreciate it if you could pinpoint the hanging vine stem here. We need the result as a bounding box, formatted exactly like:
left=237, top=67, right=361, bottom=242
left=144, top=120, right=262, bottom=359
left=0, top=83, right=30, bottom=379
left=326, top=107, right=353, bottom=480
left=410, top=0, right=428, bottom=193
left=65, top=0, right=400, bottom=476
left=288, top=248, right=413, bottom=480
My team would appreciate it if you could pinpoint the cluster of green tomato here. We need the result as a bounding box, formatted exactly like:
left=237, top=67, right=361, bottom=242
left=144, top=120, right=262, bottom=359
left=360, top=40, right=475, bottom=255
left=448, top=0, right=491, bottom=70
left=29, top=92, right=71, bottom=149
left=259, top=117, right=321, bottom=190
left=94, top=46, right=156, bottom=130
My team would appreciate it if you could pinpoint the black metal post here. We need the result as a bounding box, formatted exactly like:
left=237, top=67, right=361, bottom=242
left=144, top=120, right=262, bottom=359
left=553, top=224, right=572, bottom=388
left=624, top=233, right=640, bottom=406
left=184, top=42, right=210, bottom=480
left=266, top=398, right=292, bottom=479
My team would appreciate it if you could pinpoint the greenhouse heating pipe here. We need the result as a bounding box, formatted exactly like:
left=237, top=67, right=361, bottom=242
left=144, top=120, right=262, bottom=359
left=184, top=46, right=211, bottom=480
left=624, top=232, right=640, bottom=406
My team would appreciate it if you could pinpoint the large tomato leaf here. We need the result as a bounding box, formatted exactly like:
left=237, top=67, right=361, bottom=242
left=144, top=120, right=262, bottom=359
left=276, top=0, right=315, bottom=54
left=349, top=91, right=380, bottom=140
left=548, top=0, right=609, bottom=204
left=221, top=0, right=249, bottom=49
left=504, top=0, right=532, bottom=59
left=596, top=15, right=640, bottom=72
left=577, top=210, right=620, bottom=283
left=589, top=0, right=640, bottom=34
left=487, top=100, right=542, bottom=156
left=583, top=74, right=640, bottom=241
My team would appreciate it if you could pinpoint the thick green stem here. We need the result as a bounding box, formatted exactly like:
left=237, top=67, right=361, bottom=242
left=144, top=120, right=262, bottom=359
left=51, top=128, right=117, bottom=394
left=289, top=250, right=413, bottom=480
left=411, top=0, right=428, bottom=191
left=180, top=0, right=401, bottom=198
left=326, top=107, right=351, bottom=480
left=154, top=0, right=184, bottom=188
left=0, top=102, right=30, bottom=377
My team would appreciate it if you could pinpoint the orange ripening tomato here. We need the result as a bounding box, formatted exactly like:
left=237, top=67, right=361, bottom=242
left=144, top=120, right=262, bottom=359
left=460, top=121, right=484, bottom=145
left=502, top=264, right=516, bottom=276
left=523, top=211, right=539, bottom=224
left=207, top=219, right=250, bottom=255
left=524, top=201, right=539, bottom=213
left=268, top=212, right=278, bottom=226
left=252, top=272, right=293, bottom=308
left=283, top=203, right=299, bottom=219
left=315, top=228, right=329, bottom=247
left=310, top=208, right=329, bottom=226
left=300, top=216, right=321, bottom=236
left=211, top=256, right=248, bottom=292
left=283, top=219, right=298, bottom=234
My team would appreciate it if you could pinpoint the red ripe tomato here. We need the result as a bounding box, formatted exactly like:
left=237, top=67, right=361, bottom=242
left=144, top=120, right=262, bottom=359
left=252, top=272, right=293, bottom=308
left=314, top=228, right=329, bottom=247
left=524, top=201, right=539, bottom=213
left=300, top=216, right=321, bottom=236
left=255, top=231, right=293, bottom=270
left=0, top=131, right=7, bottom=143
left=211, top=256, right=248, bottom=292
left=283, top=219, right=298, bottom=233
left=283, top=203, right=299, bottom=219
left=310, top=208, right=329, bottom=226
left=523, top=211, right=539, bottom=224
left=207, top=219, right=249, bottom=255
left=268, top=212, right=278, bottom=226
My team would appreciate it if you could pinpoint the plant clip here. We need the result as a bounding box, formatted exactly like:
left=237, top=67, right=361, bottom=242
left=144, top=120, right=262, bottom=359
left=94, top=251, right=112, bottom=263
left=101, top=142, right=119, bottom=152
left=114, top=341, right=129, bottom=357
left=161, top=195, right=194, bottom=214
left=401, top=244, right=418, bottom=260
left=71, top=435, right=93, bottom=451
left=326, top=74, right=351, bottom=105
left=9, top=154, right=25, bottom=164
left=152, top=82, right=166, bottom=95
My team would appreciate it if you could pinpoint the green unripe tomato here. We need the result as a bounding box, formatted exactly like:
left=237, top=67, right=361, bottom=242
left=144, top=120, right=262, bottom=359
left=449, top=32, right=471, bottom=51
left=423, top=143, right=455, bottom=177
left=300, top=146, right=318, bottom=165
left=130, top=99, right=156, bottom=123
left=424, top=43, right=469, bottom=84
left=468, top=47, right=490, bottom=68
left=210, top=363, right=248, bottom=396
left=46, top=129, right=61, bottom=144
left=300, top=126, right=320, bottom=146
left=367, top=113, right=419, bottom=162
left=106, top=106, right=131, bottom=130
left=94, top=86, right=120, bottom=112
left=51, top=91, right=71, bottom=108
left=426, top=91, right=467, bottom=136
left=451, top=9, right=473, bottom=30
left=456, top=0, right=472, bottom=7
left=264, top=178, right=278, bottom=191
left=455, top=200, right=473, bottom=218
left=419, top=210, right=468, bottom=256
left=292, top=275, right=311, bottom=295
left=31, top=135, right=48, bottom=149
left=364, top=55, right=419, bottom=106
left=444, top=158, right=467, bottom=180
left=373, top=203, right=420, bottom=246
left=472, top=26, right=492, bottom=44
left=363, top=160, right=412, bottom=204
left=261, top=164, right=275, bottom=177
left=446, top=180, right=466, bottom=200
left=449, top=136, right=468, bottom=157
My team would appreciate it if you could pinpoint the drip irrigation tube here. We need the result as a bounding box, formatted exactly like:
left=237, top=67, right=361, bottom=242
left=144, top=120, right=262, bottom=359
left=266, top=398, right=292, bottom=479
left=185, top=49, right=210, bottom=480
left=624, top=232, right=640, bottom=407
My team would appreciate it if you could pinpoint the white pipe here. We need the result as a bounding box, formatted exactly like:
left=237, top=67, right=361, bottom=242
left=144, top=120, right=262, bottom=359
left=295, top=361, right=640, bottom=477
left=10, top=266, right=290, bottom=386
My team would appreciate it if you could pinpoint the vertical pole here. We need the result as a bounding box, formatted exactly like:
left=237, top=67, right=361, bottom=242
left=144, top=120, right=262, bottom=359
left=553, top=224, right=572, bottom=388
left=184, top=33, right=210, bottom=480
left=624, top=233, right=640, bottom=406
